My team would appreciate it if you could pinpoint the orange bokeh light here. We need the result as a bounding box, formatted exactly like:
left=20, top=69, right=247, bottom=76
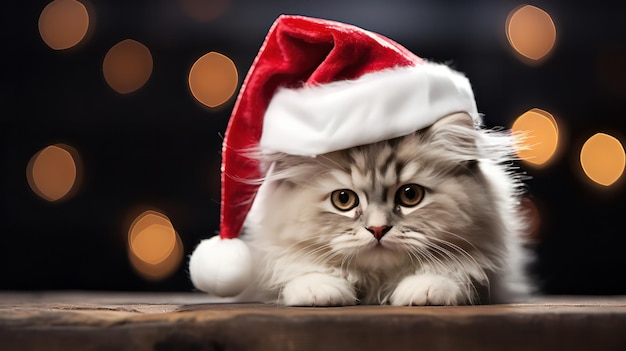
left=38, top=0, right=90, bottom=50
left=511, top=108, right=559, bottom=167
left=27, top=144, right=81, bottom=202
left=188, top=51, right=238, bottom=108
left=128, top=210, right=184, bottom=281
left=103, top=39, right=153, bottom=94
left=580, top=133, right=625, bottom=187
left=506, top=5, right=556, bottom=62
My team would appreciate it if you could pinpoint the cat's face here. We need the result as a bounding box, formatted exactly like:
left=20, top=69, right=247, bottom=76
left=259, top=113, right=502, bottom=278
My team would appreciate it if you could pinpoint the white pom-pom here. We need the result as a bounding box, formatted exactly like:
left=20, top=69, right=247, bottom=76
left=189, top=236, right=252, bottom=297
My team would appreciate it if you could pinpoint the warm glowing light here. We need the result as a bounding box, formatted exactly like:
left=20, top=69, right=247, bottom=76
left=129, top=211, right=176, bottom=265
left=179, top=0, right=230, bottom=22
left=580, top=133, right=625, bottom=187
left=128, top=210, right=184, bottom=280
left=38, top=0, right=90, bottom=50
left=27, top=144, right=80, bottom=201
left=103, top=39, right=153, bottom=94
left=506, top=5, right=556, bottom=62
left=188, top=52, right=238, bottom=108
left=511, top=108, right=559, bottom=166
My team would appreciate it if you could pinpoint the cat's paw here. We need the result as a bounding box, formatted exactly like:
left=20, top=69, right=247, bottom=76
left=390, top=273, right=466, bottom=306
left=281, top=273, right=356, bottom=306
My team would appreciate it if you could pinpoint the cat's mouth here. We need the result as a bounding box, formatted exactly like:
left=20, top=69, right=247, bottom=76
left=370, top=240, right=393, bottom=251
left=353, top=240, right=407, bottom=269
left=356, top=241, right=388, bottom=255
left=367, top=238, right=405, bottom=255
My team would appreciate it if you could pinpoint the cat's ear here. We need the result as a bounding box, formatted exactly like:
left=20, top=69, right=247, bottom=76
left=424, top=112, right=481, bottom=163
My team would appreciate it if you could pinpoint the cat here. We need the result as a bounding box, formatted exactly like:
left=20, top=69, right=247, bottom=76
left=237, top=112, right=533, bottom=306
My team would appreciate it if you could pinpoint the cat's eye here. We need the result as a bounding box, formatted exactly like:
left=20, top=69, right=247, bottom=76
left=395, top=184, right=424, bottom=207
left=330, top=189, right=359, bottom=211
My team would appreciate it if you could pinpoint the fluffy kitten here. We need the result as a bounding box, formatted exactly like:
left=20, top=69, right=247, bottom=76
left=239, top=112, right=532, bottom=306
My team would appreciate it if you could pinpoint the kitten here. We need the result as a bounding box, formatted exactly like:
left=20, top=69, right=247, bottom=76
left=239, top=112, right=533, bottom=306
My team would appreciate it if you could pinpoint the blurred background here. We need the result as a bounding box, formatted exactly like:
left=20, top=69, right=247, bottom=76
left=1, top=0, right=625, bottom=294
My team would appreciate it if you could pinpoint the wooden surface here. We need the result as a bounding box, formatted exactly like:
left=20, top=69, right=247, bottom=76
left=1, top=292, right=626, bottom=351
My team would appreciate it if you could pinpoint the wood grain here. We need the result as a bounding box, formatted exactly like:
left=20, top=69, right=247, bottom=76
left=1, top=292, right=625, bottom=351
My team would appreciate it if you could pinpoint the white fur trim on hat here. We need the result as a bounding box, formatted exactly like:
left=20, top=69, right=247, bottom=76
left=189, top=236, right=252, bottom=297
left=260, top=62, right=479, bottom=156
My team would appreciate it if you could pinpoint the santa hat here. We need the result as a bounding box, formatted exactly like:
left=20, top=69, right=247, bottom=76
left=189, top=15, right=479, bottom=297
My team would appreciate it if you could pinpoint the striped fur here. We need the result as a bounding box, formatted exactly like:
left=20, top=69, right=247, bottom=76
left=239, top=113, right=533, bottom=306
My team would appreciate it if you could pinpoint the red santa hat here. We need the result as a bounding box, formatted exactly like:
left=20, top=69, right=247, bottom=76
left=189, top=15, right=479, bottom=297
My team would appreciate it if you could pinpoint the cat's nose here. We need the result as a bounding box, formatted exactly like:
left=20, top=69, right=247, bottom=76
left=366, top=226, right=392, bottom=240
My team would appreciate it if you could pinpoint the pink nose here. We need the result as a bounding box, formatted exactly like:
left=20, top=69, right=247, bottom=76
left=366, top=226, right=392, bottom=240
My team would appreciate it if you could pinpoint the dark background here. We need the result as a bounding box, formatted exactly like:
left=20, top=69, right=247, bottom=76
left=2, top=0, right=625, bottom=294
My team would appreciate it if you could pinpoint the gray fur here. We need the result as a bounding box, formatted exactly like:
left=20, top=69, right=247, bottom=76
left=240, top=113, right=533, bottom=306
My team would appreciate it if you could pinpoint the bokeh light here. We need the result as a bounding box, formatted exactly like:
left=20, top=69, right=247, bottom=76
left=511, top=108, right=559, bottom=167
left=27, top=144, right=81, bottom=202
left=179, top=0, right=230, bottom=22
left=580, top=133, right=625, bottom=187
left=188, top=51, right=238, bottom=108
left=128, top=210, right=184, bottom=281
left=38, top=0, right=90, bottom=50
left=506, top=5, right=556, bottom=62
left=103, top=39, right=153, bottom=94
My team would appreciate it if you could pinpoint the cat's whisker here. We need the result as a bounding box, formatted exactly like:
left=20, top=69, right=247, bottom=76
left=398, top=235, right=450, bottom=271
left=434, top=232, right=497, bottom=296
left=300, top=246, right=340, bottom=266
left=436, top=229, right=485, bottom=257
left=424, top=233, right=480, bottom=264
left=275, top=235, right=339, bottom=258
left=340, top=249, right=358, bottom=274
left=424, top=241, right=467, bottom=269
left=427, top=236, right=489, bottom=283
left=422, top=240, right=488, bottom=303
left=395, top=236, right=437, bottom=268
left=424, top=241, right=478, bottom=280
left=265, top=237, right=347, bottom=275
left=398, top=242, right=425, bottom=268
left=399, top=244, right=418, bottom=267
left=400, top=236, right=475, bottom=284
left=419, top=246, right=480, bottom=302
left=419, top=246, right=452, bottom=273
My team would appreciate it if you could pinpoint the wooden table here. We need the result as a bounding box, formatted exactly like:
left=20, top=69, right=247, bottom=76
left=1, top=292, right=625, bottom=350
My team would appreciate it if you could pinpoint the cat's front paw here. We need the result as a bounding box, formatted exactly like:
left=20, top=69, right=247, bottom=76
left=281, top=273, right=356, bottom=306
left=390, top=273, right=466, bottom=306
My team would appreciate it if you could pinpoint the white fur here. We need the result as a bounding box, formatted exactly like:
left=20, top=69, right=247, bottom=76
left=234, top=114, right=533, bottom=306
left=281, top=273, right=356, bottom=306
left=390, top=273, right=465, bottom=306
left=260, top=63, right=479, bottom=156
